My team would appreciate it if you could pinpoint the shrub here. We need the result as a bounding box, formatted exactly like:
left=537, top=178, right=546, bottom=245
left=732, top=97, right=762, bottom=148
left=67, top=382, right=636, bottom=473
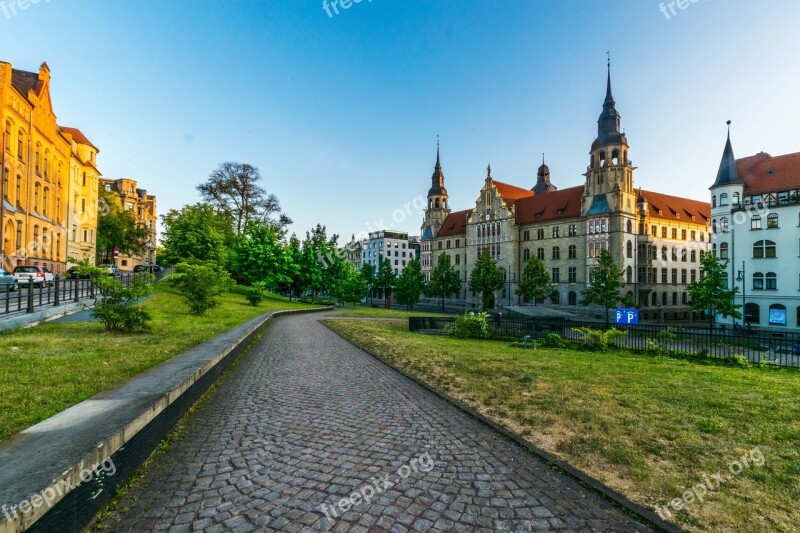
left=541, top=333, right=569, bottom=349
left=171, top=262, right=232, bottom=316
left=445, top=312, right=490, bottom=339
left=572, top=327, right=626, bottom=351
left=731, top=354, right=750, bottom=369
left=91, top=275, right=152, bottom=332
left=245, top=282, right=269, bottom=307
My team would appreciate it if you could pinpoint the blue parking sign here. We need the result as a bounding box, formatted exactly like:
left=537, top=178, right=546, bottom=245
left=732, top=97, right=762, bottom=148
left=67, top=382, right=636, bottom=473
left=614, top=308, right=639, bottom=325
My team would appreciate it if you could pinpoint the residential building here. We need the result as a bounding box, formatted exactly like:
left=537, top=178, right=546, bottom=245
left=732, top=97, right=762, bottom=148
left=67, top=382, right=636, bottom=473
left=363, top=230, right=414, bottom=275
left=710, top=128, right=800, bottom=330
left=100, top=178, right=157, bottom=270
left=0, top=61, right=69, bottom=273
left=343, top=234, right=366, bottom=270
left=61, top=127, right=100, bottom=265
left=421, top=66, right=711, bottom=320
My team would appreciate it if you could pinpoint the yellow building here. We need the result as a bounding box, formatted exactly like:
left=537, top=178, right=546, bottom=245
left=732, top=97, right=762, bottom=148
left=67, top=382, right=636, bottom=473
left=0, top=61, right=69, bottom=274
left=61, top=127, right=100, bottom=265
left=100, top=178, right=157, bottom=270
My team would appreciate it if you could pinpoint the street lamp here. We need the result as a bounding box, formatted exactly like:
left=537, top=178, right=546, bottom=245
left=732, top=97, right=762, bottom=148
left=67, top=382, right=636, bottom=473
left=736, top=261, right=746, bottom=327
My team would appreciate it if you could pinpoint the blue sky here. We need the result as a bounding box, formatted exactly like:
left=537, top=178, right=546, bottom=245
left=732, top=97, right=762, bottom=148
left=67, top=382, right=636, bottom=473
left=2, top=0, right=799, bottom=242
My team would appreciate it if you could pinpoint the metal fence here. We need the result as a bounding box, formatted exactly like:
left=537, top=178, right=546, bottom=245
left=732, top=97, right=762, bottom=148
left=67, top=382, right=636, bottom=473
left=0, top=269, right=173, bottom=318
left=409, top=316, right=800, bottom=368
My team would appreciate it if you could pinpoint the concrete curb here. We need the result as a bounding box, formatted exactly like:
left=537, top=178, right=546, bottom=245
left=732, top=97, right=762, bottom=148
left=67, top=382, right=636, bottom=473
left=0, top=306, right=330, bottom=533
left=321, top=320, right=685, bottom=533
left=0, top=300, right=95, bottom=332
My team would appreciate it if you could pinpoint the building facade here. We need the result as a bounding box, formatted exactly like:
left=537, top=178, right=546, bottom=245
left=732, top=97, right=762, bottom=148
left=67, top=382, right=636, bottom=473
left=100, top=178, right=157, bottom=270
left=62, top=127, right=100, bottom=265
left=710, top=129, right=800, bottom=330
left=363, top=230, right=415, bottom=276
left=421, top=68, right=712, bottom=321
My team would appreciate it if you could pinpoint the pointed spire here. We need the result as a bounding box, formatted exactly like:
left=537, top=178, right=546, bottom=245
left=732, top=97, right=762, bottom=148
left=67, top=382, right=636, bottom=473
left=435, top=134, right=441, bottom=169
left=593, top=54, right=625, bottom=150
left=605, top=52, right=614, bottom=104
left=428, top=138, right=447, bottom=197
left=711, top=120, right=743, bottom=189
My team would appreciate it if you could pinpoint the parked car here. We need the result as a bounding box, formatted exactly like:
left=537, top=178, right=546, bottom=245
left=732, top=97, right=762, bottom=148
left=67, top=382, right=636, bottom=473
left=65, top=266, right=92, bottom=280
left=0, top=268, right=19, bottom=292
left=13, top=265, right=55, bottom=286
left=98, top=264, right=120, bottom=276
left=134, top=264, right=164, bottom=274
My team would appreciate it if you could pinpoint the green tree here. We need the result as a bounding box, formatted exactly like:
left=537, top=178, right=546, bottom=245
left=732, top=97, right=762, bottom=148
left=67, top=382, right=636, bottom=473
left=228, top=221, right=296, bottom=289
left=516, top=257, right=551, bottom=305
left=171, top=262, right=232, bottom=316
left=395, top=259, right=425, bottom=310
left=581, top=249, right=626, bottom=328
left=91, top=274, right=152, bottom=332
left=469, top=249, right=505, bottom=312
left=424, top=253, right=462, bottom=312
left=160, top=203, right=234, bottom=266
left=688, top=253, right=741, bottom=328
left=374, top=258, right=397, bottom=309
left=97, top=187, right=149, bottom=264
left=332, top=265, right=368, bottom=306
left=360, top=262, right=377, bottom=305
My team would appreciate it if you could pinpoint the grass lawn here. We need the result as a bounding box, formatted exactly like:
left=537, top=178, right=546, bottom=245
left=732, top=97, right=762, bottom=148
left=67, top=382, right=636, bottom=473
left=324, top=318, right=800, bottom=533
left=335, top=306, right=453, bottom=319
left=0, top=283, right=315, bottom=444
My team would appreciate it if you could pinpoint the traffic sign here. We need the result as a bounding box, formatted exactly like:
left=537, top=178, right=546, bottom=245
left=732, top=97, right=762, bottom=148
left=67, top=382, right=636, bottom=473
left=614, top=308, right=639, bottom=325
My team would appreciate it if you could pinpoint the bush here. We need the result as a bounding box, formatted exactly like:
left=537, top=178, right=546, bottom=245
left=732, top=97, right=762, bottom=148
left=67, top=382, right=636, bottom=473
left=445, top=312, right=490, bottom=339
left=245, top=282, right=269, bottom=307
left=541, top=333, right=569, bottom=349
left=170, top=262, right=232, bottom=316
left=572, top=327, right=626, bottom=351
left=91, top=275, right=152, bottom=332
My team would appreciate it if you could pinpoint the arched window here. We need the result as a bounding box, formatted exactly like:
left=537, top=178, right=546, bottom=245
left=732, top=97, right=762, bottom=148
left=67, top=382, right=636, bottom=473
left=712, top=195, right=717, bottom=208
left=672, top=247, right=678, bottom=261
left=651, top=292, right=657, bottom=306
left=712, top=243, right=717, bottom=257
left=552, top=246, right=560, bottom=260
left=766, top=272, right=777, bottom=290
left=662, top=292, right=668, bottom=305
left=722, top=271, right=729, bottom=289
left=599, top=151, right=606, bottom=166
left=626, top=241, right=632, bottom=258
left=753, top=240, right=777, bottom=259
left=767, top=213, right=779, bottom=228
left=732, top=192, right=740, bottom=205
left=626, top=266, right=632, bottom=283
left=627, top=220, right=633, bottom=233
left=33, top=182, right=40, bottom=211
left=537, top=248, right=545, bottom=260
left=661, top=246, right=668, bottom=261
left=720, top=218, right=729, bottom=232
left=672, top=292, right=678, bottom=306
left=43, top=150, right=49, bottom=179
left=612, top=149, right=619, bottom=165
left=568, top=291, right=577, bottom=306
left=745, top=303, right=760, bottom=324
left=35, top=144, right=41, bottom=174
left=719, top=193, right=728, bottom=206
left=42, top=187, right=48, bottom=216
left=753, top=273, right=764, bottom=290
left=751, top=215, right=762, bottom=229
left=720, top=242, right=729, bottom=259
left=769, top=304, right=787, bottom=325
left=17, top=130, right=23, bottom=161
left=435, top=198, right=440, bottom=208
left=32, top=225, right=39, bottom=251
left=712, top=219, right=717, bottom=234
left=3, top=121, right=9, bottom=151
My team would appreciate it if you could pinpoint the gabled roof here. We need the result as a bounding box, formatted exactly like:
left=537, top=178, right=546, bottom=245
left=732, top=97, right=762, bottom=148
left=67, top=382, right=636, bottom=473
left=515, top=186, right=584, bottom=224
left=640, top=189, right=710, bottom=223
left=10, top=68, right=39, bottom=98
left=437, top=209, right=471, bottom=237
left=736, top=151, right=800, bottom=196
left=60, top=126, right=98, bottom=150
left=492, top=180, right=535, bottom=205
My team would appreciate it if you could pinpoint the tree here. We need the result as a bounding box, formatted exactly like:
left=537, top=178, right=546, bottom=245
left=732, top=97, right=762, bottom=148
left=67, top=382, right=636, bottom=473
left=469, top=249, right=505, bottom=312
left=96, top=187, right=149, bottom=264
left=160, top=203, right=234, bottom=266
left=374, top=258, right=397, bottom=309
left=395, top=259, right=425, bottom=310
left=197, top=162, right=291, bottom=235
left=425, top=253, right=462, bottom=312
left=516, top=257, right=550, bottom=305
left=360, top=262, right=376, bottom=305
left=171, top=262, right=232, bottom=316
left=227, top=220, right=296, bottom=289
left=332, top=266, right=368, bottom=306
left=688, top=253, right=741, bottom=328
left=581, top=248, right=626, bottom=328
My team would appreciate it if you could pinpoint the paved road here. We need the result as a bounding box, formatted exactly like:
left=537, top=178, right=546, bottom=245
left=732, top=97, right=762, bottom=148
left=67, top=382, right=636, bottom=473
left=103, top=313, right=652, bottom=532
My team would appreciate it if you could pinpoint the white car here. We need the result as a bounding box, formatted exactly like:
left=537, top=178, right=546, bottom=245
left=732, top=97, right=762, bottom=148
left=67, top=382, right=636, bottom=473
left=13, top=265, right=55, bottom=286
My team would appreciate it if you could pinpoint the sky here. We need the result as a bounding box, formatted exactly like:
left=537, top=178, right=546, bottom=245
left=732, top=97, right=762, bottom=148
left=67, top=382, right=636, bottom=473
left=2, top=0, right=799, bottom=243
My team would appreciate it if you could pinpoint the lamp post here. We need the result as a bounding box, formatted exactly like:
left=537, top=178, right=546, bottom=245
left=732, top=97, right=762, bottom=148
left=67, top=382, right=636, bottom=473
left=736, top=261, right=746, bottom=327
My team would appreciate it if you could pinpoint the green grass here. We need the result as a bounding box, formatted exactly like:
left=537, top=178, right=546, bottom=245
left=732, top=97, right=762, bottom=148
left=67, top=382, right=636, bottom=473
left=324, top=318, right=800, bottom=533
left=335, top=306, right=453, bottom=319
left=0, top=283, right=314, bottom=444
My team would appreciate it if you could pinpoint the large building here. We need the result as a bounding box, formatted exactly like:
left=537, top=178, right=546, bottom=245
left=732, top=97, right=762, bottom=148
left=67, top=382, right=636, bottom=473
left=421, top=67, right=712, bottom=321
left=100, top=178, right=157, bottom=270
left=61, top=127, right=100, bottom=265
left=363, top=230, right=416, bottom=276
left=710, top=128, right=800, bottom=330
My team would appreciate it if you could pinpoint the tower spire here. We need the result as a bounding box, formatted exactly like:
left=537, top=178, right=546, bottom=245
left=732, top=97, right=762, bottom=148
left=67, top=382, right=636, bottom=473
left=711, top=120, right=743, bottom=189
left=435, top=134, right=440, bottom=169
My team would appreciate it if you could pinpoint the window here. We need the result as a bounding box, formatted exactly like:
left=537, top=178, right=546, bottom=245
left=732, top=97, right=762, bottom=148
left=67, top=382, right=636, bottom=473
left=32, top=225, right=39, bottom=251
left=552, top=268, right=560, bottom=283
left=671, top=269, right=678, bottom=285
left=661, top=268, right=667, bottom=284
left=672, top=228, right=678, bottom=239
left=672, top=292, right=678, bottom=306
left=681, top=269, right=687, bottom=284
left=745, top=303, right=760, bottom=324
left=568, top=245, right=577, bottom=259
left=712, top=195, right=717, bottom=208
left=553, top=227, right=560, bottom=238
left=690, top=230, right=696, bottom=241
left=626, top=266, right=632, bottom=283
left=720, top=218, right=729, bottom=232
left=751, top=215, right=761, bottom=230
left=2, top=166, right=7, bottom=198
left=662, top=227, right=667, bottom=238
left=569, top=224, right=577, bottom=236
left=627, top=220, right=633, bottom=234
left=552, top=246, right=560, bottom=260
left=42, top=187, right=48, bottom=216
left=753, top=273, right=764, bottom=290
left=16, top=175, right=21, bottom=201
left=454, top=254, right=460, bottom=266
left=672, top=247, right=678, bottom=261
left=17, top=130, right=23, bottom=160
left=712, top=219, right=717, bottom=234
left=753, top=240, right=776, bottom=259
left=523, top=230, right=530, bottom=241
left=33, top=183, right=40, bottom=212
left=690, top=250, right=696, bottom=262
left=719, top=193, right=728, bottom=206
left=16, top=220, right=22, bottom=249
left=720, top=242, right=729, bottom=259
left=691, top=270, right=697, bottom=283
left=766, top=272, right=777, bottom=290
left=769, top=304, right=787, bottom=325
left=537, top=229, right=544, bottom=240
left=767, top=213, right=779, bottom=229
left=651, top=225, right=657, bottom=237
left=626, top=241, right=632, bottom=258
left=662, top=246, right=668, bottom=261
left=523, top=248, right=530, bottom=261
left=568, top=267, right=577, bottom=283
left=537, top=248, right=545, bottom=260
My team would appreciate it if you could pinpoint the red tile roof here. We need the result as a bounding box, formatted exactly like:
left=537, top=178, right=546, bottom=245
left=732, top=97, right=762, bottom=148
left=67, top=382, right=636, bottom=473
left=437, top=209, right=471, bottom=237
left=640, top=190, right=710, bottom=223
left=60, top=126, right=98, bottom=150
left=515, top=186, right=584, bottom=224
left=736, top=151, right=800, bottom=195
left=10, top=68, right=39, bottom=97
left=493, top=180, right=535, bottom=205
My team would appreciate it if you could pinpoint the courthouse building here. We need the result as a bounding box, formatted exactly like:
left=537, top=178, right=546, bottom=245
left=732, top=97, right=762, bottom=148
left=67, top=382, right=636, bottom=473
left=421, top=67, right=711, bottom=321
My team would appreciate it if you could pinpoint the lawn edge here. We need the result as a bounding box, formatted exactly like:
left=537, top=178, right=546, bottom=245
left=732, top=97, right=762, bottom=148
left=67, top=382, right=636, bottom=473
left=321, top=319, right=685, bottom=533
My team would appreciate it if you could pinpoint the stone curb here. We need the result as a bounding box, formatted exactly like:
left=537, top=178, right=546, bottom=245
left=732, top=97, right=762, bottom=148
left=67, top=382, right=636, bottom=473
left=321, top=320, right=685, bottom=533
left=0, top=305, right=330, bottom=533
left=0, top=300, right=95, bottom=332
